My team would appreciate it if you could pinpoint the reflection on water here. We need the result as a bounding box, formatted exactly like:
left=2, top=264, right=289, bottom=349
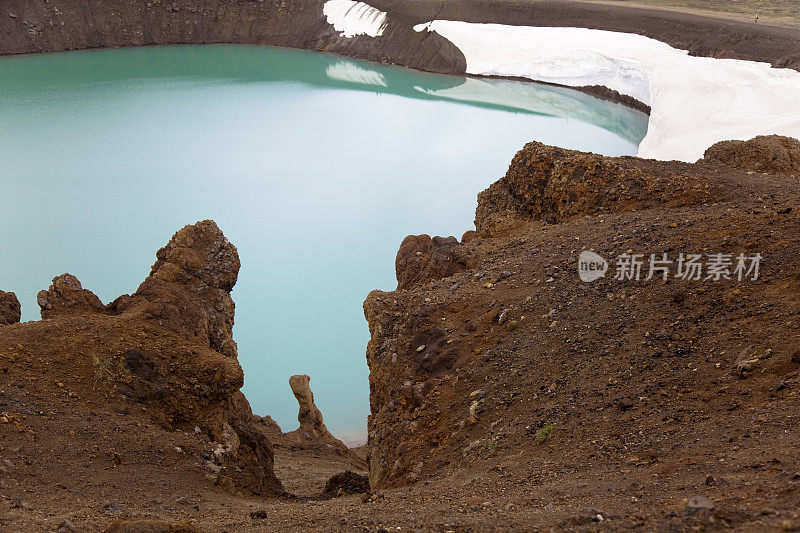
left=0, top=45, right=645, bottom=443
left=2, top=44, right=648, bottom=143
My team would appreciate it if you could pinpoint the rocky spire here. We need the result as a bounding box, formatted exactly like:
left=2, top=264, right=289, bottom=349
left=288, top=375, right=347, bottom=451
left=133, top=219, right=240, bottom=358
left=289, top=374, right=330, bottom=439
left=27, top=220, right=282, bottom=496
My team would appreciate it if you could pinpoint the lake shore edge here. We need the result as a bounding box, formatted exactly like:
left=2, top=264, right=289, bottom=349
left=2, top=0, right=798, bottom=117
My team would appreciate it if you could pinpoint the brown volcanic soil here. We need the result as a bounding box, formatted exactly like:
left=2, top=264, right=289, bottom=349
left=1, top=2, right=800, bottom=532
left=2, top=137, right=800, bottom=531
left=579, top=0, right=800, bottom=27
left=360, top=136, right=800, bottom=531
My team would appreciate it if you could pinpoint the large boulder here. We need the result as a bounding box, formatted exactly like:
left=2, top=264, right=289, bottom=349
left=0, top=290, right=21, bottom=325
left=703, top=135, right=800, bottom=174
left=323, top=471, right=370, bottom=496
left=395, top=235, right=469, bottom=290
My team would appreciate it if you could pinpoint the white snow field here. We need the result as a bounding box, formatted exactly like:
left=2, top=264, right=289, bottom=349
left=324, top=1, right=800, bottom=162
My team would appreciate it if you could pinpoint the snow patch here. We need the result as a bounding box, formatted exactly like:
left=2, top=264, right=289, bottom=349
left=324, top=0, right=388, bottom=38
left=416, top=21, right=800, bottom=162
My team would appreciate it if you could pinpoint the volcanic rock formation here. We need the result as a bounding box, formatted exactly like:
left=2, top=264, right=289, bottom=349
left=395, top=235, right=471, bottom=290
left=364, top=136, right=800, bottom=488
left=289, top=374, right=328, bottom=439
left=37, top=273, right=105, bottom=318
left=0, top=290, right=21, bottom=325
left=475, top=141, right=728, bottom=235
left=26, top=221, right=282, bottom=495
left=703, top=135, right=800, bottom=175
left=284, top=374, right=348, bottom=450
left=129, top=218, right=241, bottom=358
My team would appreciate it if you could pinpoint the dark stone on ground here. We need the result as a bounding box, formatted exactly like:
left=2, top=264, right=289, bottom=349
left=324, top=471, right=370, bottom=496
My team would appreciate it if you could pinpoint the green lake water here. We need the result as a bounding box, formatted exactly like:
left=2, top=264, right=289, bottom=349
left=0, top=44, right=647, bottom=444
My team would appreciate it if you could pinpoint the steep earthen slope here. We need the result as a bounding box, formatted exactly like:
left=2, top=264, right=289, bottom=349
left=362, top=137, right=800, bottom=529
left=0, top=221, right=283, bottom=508
left=0, top=0, right=465, bottom=74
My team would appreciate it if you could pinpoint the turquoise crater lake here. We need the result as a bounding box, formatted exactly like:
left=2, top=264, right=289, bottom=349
left=0, top=45, right=647, bottom=444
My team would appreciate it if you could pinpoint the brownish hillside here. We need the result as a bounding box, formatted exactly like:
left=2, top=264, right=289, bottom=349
left=363, top=136, right=800, bottom=530
left=2, top=136, right=800, bottom=531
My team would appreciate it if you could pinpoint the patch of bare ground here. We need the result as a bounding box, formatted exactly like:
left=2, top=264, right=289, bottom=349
left=577, top=0, right=800, bottom=28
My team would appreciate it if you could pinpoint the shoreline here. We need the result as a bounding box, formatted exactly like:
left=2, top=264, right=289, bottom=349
left=2, top=0, right=796, bottom=135
left=472, top=73, right=652, bottom=114
left=404, top=19, right=800, bottom=161
left=0, top=41, right=652, bottom=117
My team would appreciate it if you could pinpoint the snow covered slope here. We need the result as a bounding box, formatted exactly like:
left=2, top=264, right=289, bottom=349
left=415, top=22, right=800, bottom=162
left=324, top=0, right=388, bottom=38
left=324, top=0, right=800, bottom=162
